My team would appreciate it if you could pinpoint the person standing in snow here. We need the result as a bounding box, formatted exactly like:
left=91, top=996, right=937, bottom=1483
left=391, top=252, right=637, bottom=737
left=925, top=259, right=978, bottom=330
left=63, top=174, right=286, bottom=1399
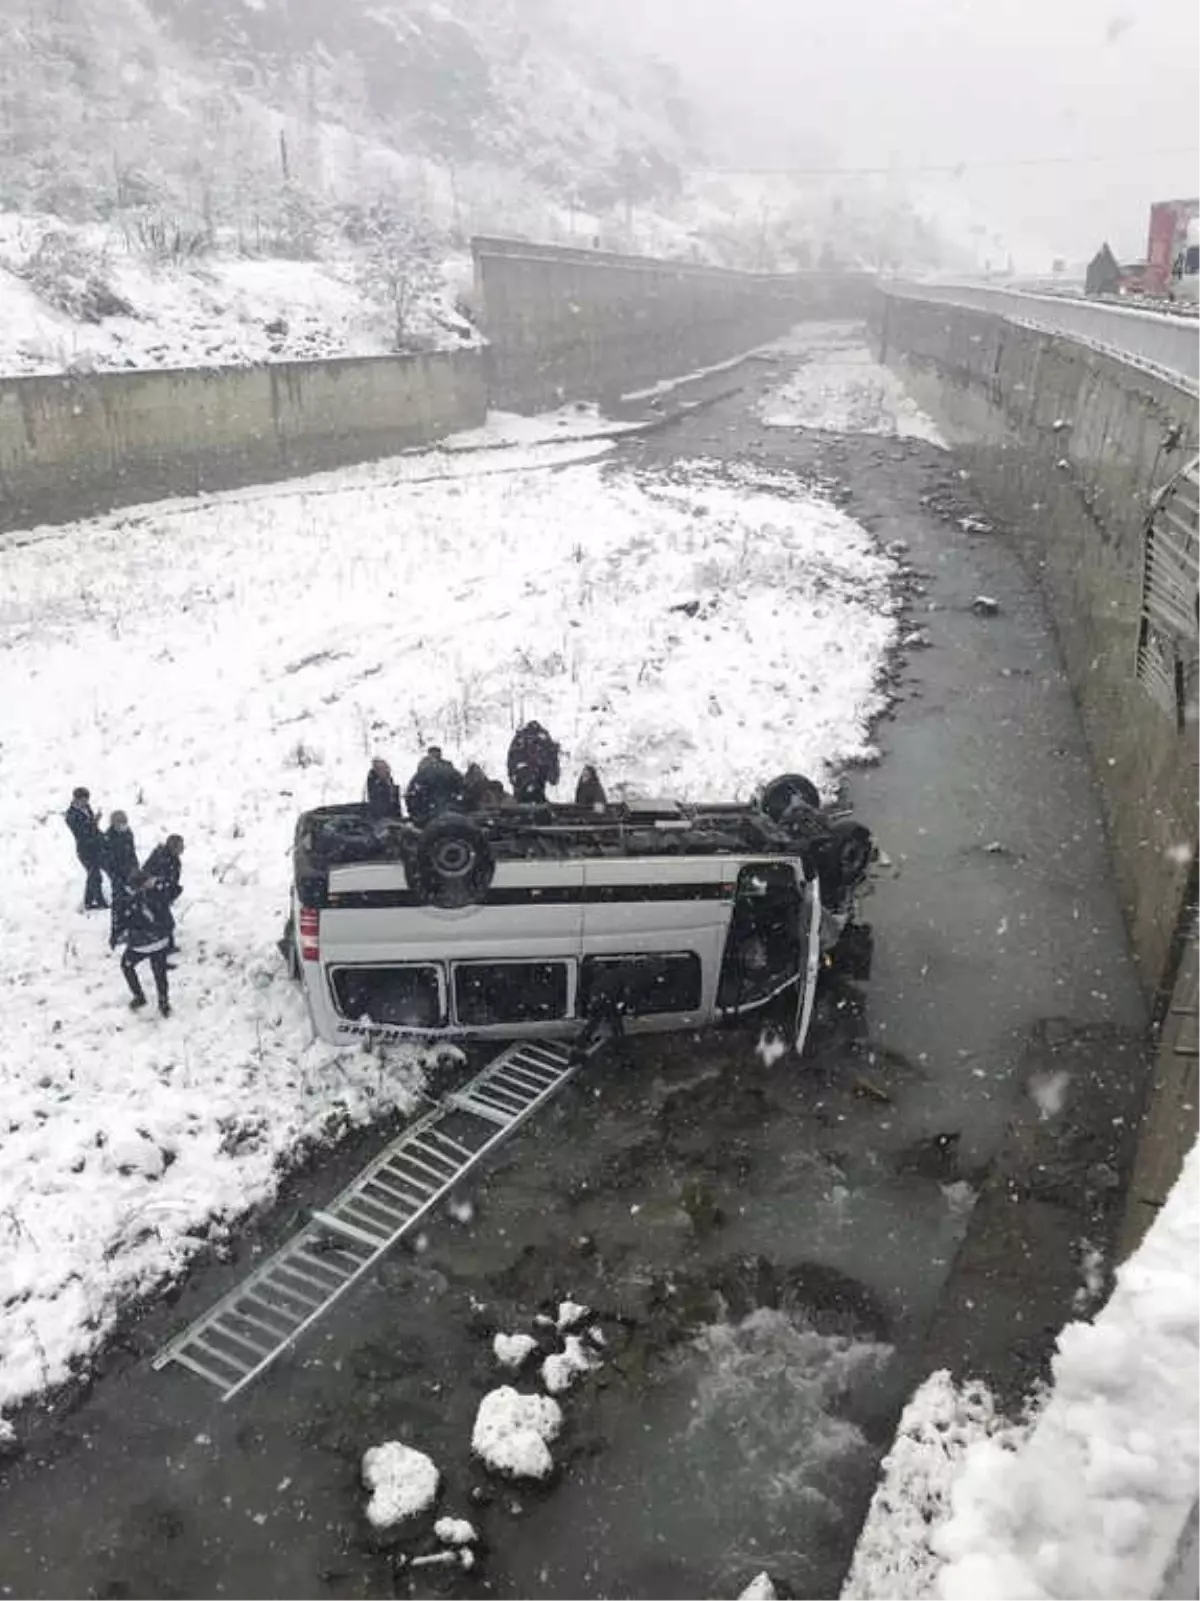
left=575, top=765, right=607, bottom=810
left=364, top=757, right=401, bottom=820
left=103, top=810, right=139, bottom=948
left=113, top=869, right=173, bottom=1017
left=405, top=747, right=464, bottom=825
left=507, top=722, right=561, bottom=805
left=64, top=786, right=108, bottom=910
left=143, top=834, right=185, bottom=953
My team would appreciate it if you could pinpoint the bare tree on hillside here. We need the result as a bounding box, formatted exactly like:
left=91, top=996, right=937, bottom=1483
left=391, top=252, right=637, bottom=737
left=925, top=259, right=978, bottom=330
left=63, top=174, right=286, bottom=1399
left=353, top=203, right=442, bottom=351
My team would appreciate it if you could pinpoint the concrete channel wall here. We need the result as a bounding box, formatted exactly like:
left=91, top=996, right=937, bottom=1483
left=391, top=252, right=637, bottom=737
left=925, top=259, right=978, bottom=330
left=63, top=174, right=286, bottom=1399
left=0, top=239, right=873, bottom=531
left=472, top=234, right=875, bottom=411
left=876, top=287, right=1199, bottom=1241
left=0, top=348, right=487, bottom=532
left=886, top=279, right=1200, bottom=390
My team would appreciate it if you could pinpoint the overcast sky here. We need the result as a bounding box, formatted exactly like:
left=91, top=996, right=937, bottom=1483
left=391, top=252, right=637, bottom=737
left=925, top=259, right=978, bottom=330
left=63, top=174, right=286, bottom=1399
left=590, top=0, right=1198, bottom=261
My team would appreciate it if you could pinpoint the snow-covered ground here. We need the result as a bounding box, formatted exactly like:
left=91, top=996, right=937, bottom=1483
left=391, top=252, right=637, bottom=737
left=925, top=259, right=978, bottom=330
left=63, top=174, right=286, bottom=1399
left=0, top=423, right=899, bottom=1419
left=844, top=1141, right=1199, bottom=1600
left=759, top=323, right=948, bottom=447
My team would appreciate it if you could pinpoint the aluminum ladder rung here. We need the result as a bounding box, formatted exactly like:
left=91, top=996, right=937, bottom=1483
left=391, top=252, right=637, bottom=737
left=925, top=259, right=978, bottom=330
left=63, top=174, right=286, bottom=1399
left=156, top=1038, right=582, bottom=1398
left=172, top=1348, right=240, bottom=1392
left=471, top=1081, right=530, bottom=1114
left=203, top=1319, right=274, bottom=1360
left=392, top=1148, right=456, bottom=1187
left=422, top=1128, right=475, bottom=1161
left=361, top=1173, right=421, bottom=1210
left=375, top=1167, right=434, bottom=1210
left=239, top=1290, right=305, bottom=1331
left=228, top=1303, right=299, bottom=1343
left=310, top=1210, right=384, bottom=1248
left=515, top=1043, right=572, bottom=1071
left=188, top=1334, right=249, bottom=1380
left=406, top=1135, right=460, bottom=1170
left=339, top=1197, right=406, bottom=1237
left=489, top=1070, right=558, bottom=1103
left=290, top=1248, right=356, bottom=1285
left=493, top=1060, right=558, bottom=1093
left=449, top=1091, right=516, bottom=1126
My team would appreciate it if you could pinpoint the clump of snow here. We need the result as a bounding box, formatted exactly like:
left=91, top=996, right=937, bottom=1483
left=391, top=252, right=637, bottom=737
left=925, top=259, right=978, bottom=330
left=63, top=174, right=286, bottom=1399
left=0, top=1417, right=16, bottom=1453
left=445, top=405, right=643, bottom=452
left=738, top=1574, right=777, bottom=1600
left=493, top=1332, right=538, bottom=1370
left=471, top=1387, right=563, bottom=1480
left=841, top=1371, right=1023, bottom=1600
left=447, top=1193, right=475, bottom=1225
left=434, top=1516, right=477, bottom=1547
left=1072, top=1240, right=1106, bottom=1313
left=760, top=322, right=948, bottom=447
left=937, top=1145, right=1199, bottom=1599
left=756, top=1030, right=789, bottom=1067
left=1029, top=1068, right=1070, bottom=1121
left=556, top=1299, right=590, bottom=1332
left=542, top=1333, right=598, bottom=1396
left=361, top=1441, right=440, bottom=1530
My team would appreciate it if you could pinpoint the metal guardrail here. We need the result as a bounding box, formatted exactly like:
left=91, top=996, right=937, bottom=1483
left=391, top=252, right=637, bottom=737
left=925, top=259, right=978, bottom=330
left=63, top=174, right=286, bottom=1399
left=885, top=280, right=1199, bottom=391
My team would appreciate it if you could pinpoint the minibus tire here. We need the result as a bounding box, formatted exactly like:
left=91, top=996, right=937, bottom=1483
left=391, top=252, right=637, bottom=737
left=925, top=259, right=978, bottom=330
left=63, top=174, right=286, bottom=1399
left=414, top=815, right=495, bottom=907
left=760, top=772, right=821, bottom=821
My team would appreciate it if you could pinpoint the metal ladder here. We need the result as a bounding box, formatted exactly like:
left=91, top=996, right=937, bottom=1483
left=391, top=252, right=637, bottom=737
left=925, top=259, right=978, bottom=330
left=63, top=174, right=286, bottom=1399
left=153, top=1040, right=577, bottom=1400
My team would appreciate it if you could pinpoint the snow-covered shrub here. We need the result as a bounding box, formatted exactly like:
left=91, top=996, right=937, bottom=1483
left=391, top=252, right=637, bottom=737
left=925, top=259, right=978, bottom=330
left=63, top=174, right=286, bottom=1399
left=20, top=231, right=133, bottom=323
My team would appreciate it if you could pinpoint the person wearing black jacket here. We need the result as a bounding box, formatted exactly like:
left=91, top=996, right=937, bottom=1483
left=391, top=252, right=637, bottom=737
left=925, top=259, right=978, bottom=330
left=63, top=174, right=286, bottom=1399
left=405, top=747, right=464, bottom=825
left=365, top=757, right=401, bottom=820
left=64, top=786, right=108, bottom=909
left=103, top=811, right=139, bottom=945
left=143, top=834, right=184, bottom=953
left=113, top=870, right=173, bottom=1016
left=507, top=722, right=561, bottom=805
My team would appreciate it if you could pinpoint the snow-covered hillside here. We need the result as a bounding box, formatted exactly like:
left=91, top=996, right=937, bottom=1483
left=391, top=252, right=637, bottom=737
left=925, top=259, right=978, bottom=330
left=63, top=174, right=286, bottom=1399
left=0, top=0, right=982, bottom=376
left=0, top=0, right=699, bottom=374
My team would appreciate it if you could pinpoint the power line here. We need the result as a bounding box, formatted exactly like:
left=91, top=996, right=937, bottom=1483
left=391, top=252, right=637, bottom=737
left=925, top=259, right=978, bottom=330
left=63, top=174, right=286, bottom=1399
left=689, top=146, right=1199, bottom=177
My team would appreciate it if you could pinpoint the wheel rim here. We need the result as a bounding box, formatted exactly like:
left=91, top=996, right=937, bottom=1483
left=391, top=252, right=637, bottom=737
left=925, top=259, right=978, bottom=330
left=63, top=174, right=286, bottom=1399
left=432, top=837, right=475, bottom=879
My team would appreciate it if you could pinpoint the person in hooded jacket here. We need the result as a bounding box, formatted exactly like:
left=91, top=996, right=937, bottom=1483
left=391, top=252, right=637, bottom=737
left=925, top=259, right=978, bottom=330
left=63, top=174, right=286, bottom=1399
left=506, top=722, right=561, bottom=805
left=364, top=757, right=401, bottom=820
left=113, top=869, right=173, bottom=1016
left=575, top=765, right=607, bottom=810
left=65, top=786, right=108, bottom=909
left=143, top=834, right=184, bottom=953
left=405, top=747, right=464, bottom=825
left=103, top=810, right=139, bottom=946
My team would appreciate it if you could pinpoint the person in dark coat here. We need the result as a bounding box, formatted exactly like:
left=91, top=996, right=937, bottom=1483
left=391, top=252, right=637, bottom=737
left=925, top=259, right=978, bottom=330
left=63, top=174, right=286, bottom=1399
left=143, top=834, right=184, bottom=953
left=461, top=763, right=508, bottom=811
left=365, top=757, right=401, bottom=820
left=113, top=869, right=173, bottom=1016
left=103, top=810, right=139, bottom=946
left=506, top=722, right=561, bottom=805
left=405, top=747, right=464, bottom=825
left=575, top=765, right=607, bottom=810
left=65, top=786, right=108, bottom=909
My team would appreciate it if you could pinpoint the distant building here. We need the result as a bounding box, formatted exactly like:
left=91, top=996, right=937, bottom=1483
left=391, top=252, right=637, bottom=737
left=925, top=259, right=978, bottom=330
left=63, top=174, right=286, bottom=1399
left=1085, top=243, right=1122, bottom=296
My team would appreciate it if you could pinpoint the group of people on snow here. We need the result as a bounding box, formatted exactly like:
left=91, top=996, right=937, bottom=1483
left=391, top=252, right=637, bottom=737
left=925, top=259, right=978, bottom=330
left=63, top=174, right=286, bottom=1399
left=64, top=787, right=185, bottom=1018
left=364, top=722, right=608, bottom=824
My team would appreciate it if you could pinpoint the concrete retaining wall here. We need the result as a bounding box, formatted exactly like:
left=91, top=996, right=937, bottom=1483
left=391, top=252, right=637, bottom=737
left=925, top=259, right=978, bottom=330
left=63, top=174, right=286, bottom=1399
left=876, top=290, right=1198, bottom=1010
left=0, top=348, right=486, bottom=531
left=473, top=235, right=874, bottom=411
left=877, top=290, right=1200, bottom=1248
